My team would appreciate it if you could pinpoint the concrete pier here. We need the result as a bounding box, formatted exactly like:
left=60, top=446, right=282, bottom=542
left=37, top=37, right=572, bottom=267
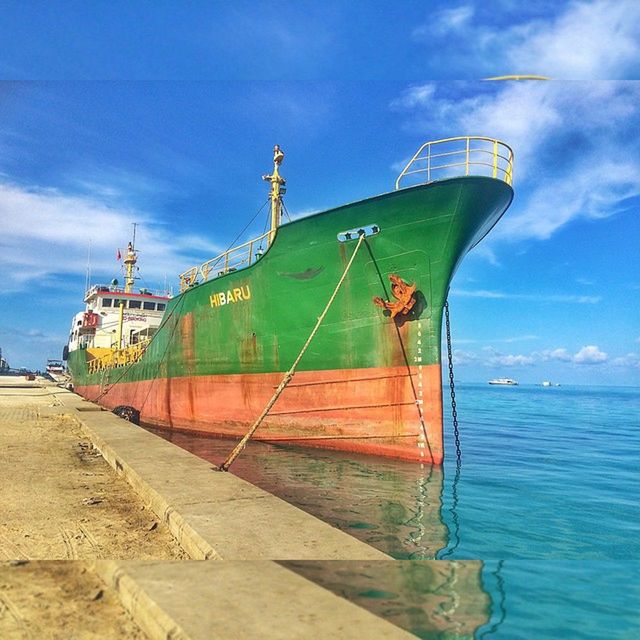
left=0, top=378, right=416, bottom=639
left=61, top=389, right=389, bottom=561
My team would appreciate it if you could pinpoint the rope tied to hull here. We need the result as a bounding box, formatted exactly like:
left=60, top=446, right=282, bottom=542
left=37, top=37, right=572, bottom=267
left=90, top=295, right=187, bottom=404
left=220, top=232, right=367, bottom=471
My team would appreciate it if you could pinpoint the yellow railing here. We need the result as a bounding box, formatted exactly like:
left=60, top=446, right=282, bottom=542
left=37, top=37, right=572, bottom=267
left=178, top=230, right=270, bottom=293
left=87, top=339, right=150, bottom=374
left=395, top=136, right=513, bottom=190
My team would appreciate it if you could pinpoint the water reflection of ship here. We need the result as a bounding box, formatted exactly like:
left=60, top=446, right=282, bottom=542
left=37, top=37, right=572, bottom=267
left=154, top=428, right=494, bottom=637
left=159, top=428, right=448, bottom=556
left=437, top=459, right=462, bottom=560
left=273, top=457, right=493, bottom=638
left=283, top=560, right=491, bottom=639
left=160, top=428, right=460, bottom=558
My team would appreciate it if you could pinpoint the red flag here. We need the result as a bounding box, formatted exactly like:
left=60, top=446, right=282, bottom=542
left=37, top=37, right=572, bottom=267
left=116, top=248, right=122, bottom=261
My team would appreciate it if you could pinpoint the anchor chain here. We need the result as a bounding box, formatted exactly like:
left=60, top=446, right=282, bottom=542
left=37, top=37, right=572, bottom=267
left=444, top=300, right=461, bottom=462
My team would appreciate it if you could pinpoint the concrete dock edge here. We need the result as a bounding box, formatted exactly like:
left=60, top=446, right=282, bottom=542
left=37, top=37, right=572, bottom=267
left=2, top=382, right=416, bottom=638
left=94, top=560, right=190, bottom=640
left=93, top=560, right=416, bottom=640
left=77, top=409, right=223, bottom=561
left=58, top=389, right=389, bottom=561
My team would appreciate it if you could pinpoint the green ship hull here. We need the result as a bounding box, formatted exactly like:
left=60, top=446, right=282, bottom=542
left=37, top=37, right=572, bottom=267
left=69, top=175, right=513, bottom=463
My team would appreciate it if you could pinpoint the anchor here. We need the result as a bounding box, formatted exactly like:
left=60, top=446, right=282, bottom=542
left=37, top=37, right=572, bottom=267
left=373, top=274, right=417, bottom=318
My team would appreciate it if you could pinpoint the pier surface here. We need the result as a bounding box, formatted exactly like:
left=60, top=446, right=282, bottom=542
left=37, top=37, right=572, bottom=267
left=0, top=379, right=185, bottom=561
left=0, top=378, right=413, bottom=639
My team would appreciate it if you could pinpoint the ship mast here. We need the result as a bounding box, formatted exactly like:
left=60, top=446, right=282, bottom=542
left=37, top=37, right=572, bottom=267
left=262, top=145, right=286, bottom=244
left=124, top=223, right=138, bottom=293
left=117, top=224, right=138, bottom=348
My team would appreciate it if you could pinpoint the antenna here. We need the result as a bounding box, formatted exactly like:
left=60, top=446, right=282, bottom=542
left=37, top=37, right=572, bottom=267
left=132, top=222, right=138, bottom=250
left=84, top=239, right=92, bottom=292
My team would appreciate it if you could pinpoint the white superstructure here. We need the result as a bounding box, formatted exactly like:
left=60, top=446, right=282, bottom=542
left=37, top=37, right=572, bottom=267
left=67, top=284, right=169, bottom=353
left=67, top=239, right=170, bottom=358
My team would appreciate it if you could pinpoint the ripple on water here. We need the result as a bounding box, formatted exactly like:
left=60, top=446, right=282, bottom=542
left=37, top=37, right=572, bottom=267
left=146, top=383, right=640, bottom=638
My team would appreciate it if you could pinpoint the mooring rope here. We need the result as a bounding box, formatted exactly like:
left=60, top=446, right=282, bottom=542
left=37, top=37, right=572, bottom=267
left=220, top=231, right=367, bottom=471
left=137, top=295, right=188, bottom=412
left=91, top=294, right=187, bottom=403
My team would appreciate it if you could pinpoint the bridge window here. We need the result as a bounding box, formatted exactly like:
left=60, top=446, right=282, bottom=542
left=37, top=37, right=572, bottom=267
left=102, top=298, right=113, bottom=307
left=157, top=303, right=166, bottom=311
left=129, top=300, right=142, bottom=309
left=143, top=301, right=155, bottom=310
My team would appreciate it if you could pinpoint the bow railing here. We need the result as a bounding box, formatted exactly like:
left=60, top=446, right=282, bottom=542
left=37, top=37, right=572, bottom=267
left=395, top=136, right=513, bottom=190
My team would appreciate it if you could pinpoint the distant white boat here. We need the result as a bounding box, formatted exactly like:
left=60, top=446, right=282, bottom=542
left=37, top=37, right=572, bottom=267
left=542, top=381, right=552, bottom=387
left=488, top=378, right=519, bottom=386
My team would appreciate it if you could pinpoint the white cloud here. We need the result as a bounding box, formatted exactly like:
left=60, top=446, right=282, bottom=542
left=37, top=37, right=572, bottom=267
left=488, top=353, right=535, bottom=367
left=0, top=179, right=222, bottom=293
left=450, top=334, right=539, bottom=346
left=0, top=326, right=65, bottom=364
left=612, top=353, right=640, bottom=368
left=540, top=346, right=608, bottom=365
left=392, top=81, right=640, bottom=244
left=481, top=346, right=531, bottom=367
left=505, top=0, right=640, bottom=79
left=0, top=326, right=52, bottom=340
left=540, top=348, right=573, bottom=363
left=572, top=345, right=608, bottom=364
left=455, top=344, right=617, bottom=368
left=411, top=0, right=640, bottom=79
left=503, top=334, right=539, bottom=344
left=457, top=82, right=562, bottom=177
left=391, top=84, right=437, bottom=110
left=452, top=288, right=505, bottom=299
left=413, top=5, right=475, bottom=39
left=471, top=244, right=501, bottom=266
left=451, top=289, right=601, bottom=304
left=451, top=349, right=478, bottom=365
left=495, top=156, right=639, bottom=241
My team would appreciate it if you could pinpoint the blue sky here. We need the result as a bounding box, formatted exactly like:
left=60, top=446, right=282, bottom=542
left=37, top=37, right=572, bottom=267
left=0, top=0, right=638, bottom=386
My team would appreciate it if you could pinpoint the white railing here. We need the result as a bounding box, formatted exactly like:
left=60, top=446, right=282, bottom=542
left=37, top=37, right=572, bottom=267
left=395, top=136, right=513, bottom=190
left=178, top=230, right=270, bottom=292
left=84, top=284, right=169, bottom=301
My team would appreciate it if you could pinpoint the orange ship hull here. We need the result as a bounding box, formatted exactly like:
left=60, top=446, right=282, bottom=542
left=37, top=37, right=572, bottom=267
left=76, top=364, right=443, bottom=463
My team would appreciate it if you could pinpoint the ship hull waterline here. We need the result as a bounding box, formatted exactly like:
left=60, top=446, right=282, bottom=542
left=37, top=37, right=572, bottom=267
left=69, top=176, right=514, bottom=464
left=74, top=363, right=443, bottom=462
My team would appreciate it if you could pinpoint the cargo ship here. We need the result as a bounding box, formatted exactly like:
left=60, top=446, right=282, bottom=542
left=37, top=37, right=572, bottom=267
left=65, top=137, right=514, bottom=464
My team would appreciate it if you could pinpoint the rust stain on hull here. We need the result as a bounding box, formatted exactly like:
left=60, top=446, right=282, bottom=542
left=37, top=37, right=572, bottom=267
left=76, top=364, right=443, bottom=464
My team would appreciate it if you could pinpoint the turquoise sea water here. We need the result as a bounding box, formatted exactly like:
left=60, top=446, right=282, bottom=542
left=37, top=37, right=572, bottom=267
left=147, top=383, right=640, bottom=638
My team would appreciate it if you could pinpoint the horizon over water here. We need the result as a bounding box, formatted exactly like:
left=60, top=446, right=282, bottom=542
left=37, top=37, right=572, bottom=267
left=146, top=382, right=640, bottom=639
